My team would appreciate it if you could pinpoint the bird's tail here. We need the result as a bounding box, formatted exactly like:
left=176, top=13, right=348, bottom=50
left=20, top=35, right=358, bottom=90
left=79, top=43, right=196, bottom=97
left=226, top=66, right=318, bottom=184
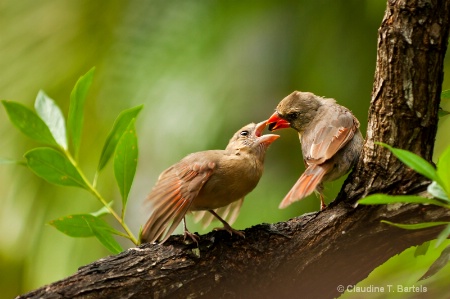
left=279, top=164, right=329, bottom=209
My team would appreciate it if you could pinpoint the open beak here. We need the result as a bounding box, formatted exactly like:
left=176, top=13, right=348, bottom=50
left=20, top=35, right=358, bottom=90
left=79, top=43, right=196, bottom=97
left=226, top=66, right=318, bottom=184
left=254, top=120, right=280, bottom=146
left=267, top=112, right=290, bottom=131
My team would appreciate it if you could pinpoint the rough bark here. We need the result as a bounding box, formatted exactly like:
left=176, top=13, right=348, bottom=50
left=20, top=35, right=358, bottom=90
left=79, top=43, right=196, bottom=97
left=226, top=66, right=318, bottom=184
left=18, top=204, right=450, bottom=299
left=17, top=0, right=450, bottom=299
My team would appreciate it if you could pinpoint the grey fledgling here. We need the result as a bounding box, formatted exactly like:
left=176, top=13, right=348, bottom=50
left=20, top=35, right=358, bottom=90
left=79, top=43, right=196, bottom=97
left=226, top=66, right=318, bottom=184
left=267, top=91, right=363, bottom=209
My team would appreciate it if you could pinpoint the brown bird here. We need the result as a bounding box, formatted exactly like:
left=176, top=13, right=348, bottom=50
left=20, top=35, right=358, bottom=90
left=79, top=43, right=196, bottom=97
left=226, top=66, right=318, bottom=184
left=267, top=91, right=363, bottom=210
left=141, top=120, right=279, bottom=244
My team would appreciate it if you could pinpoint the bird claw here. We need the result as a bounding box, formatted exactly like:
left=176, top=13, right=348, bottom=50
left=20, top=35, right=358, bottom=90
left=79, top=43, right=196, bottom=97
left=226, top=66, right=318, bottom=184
left=213, top=224, right=245, bottom=238
left=183, top=230, right=200, bottom=244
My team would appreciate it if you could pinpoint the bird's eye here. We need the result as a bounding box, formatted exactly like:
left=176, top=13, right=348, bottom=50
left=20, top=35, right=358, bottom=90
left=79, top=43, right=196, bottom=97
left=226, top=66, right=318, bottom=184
left=287, top=112, right=299, bottom=120
left=240, top=130, right=249, bottom=136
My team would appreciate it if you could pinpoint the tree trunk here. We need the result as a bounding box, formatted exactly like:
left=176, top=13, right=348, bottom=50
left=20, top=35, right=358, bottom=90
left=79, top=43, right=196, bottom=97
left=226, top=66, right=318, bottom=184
left=340, top=0, right=450, bottom=202
left=17, top=1, right=450, bottom=299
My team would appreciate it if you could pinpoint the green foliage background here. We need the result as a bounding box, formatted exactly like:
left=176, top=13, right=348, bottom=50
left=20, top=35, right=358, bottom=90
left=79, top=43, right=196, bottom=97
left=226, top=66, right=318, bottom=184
left=1, top=1, right=449, bottom=297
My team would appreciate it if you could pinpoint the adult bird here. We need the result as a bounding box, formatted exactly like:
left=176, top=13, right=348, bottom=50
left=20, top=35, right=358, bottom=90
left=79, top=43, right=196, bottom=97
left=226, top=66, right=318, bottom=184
left=267, top=91, right=363, bottom=210
left=141, top=120, right=279, bottom=244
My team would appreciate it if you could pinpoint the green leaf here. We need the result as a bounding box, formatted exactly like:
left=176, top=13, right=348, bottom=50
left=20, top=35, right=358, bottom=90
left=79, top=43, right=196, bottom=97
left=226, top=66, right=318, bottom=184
left=436, top=224, right=450, bottom=248
left=439, top=109, right=450, bottom=117
left=34, top=90, right=68, bottom=149
left=24, top=147, right=87, bottom=189
left=97, top=105, right=143, bottom=172
left=68, top=67, right=95, bottom=159
left=378, top=143, right=441, bottom=185
left=114, top=119, right=138, bottom=211
left=419, top=245, right=450, bottom=280
left=358, top=194, right=449, bottom=208
left=437, top=145, right=450, bottom=194
left=427, top=181, right=450, bottom=202
left=49, top=214, right=97, bottom=237
left=49, top=214, right=123, bottom=254
left=2, top=100, right=58, bottom=146
left=414, top=241, right=430, bottom=257
left=381, top=220, right=450, bottom=230
left=441, top=89, right=450, bottom=99
left=0, top=158, right=26, bottom=166
left=90, top=224, right=123, bottom=254
left=441, top=90, right=450, bottom=116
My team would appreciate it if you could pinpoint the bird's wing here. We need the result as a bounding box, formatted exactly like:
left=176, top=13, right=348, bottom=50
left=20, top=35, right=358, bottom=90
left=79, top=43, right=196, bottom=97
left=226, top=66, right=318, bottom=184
left=304, top=109, right=359, bottom=165
left=192, top=198, right=244, bottom=228
left=141, top=158, right=215, bottom=243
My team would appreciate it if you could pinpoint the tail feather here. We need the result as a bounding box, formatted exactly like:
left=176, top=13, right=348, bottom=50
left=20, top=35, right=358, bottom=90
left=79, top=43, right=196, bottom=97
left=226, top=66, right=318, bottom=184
left=279, top=164, right=329, bottom=209
left=192, top=198, right=244, bottom=229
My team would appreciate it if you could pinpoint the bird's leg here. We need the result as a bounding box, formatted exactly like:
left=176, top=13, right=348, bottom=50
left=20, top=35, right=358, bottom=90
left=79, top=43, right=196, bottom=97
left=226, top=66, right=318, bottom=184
left=183, top=217, right=200, bottom=244
left=315, top=186, right=327, bottom=211
left=208, top=210, right=245, bottom=238
left=319, top=193, right=327, bottom=211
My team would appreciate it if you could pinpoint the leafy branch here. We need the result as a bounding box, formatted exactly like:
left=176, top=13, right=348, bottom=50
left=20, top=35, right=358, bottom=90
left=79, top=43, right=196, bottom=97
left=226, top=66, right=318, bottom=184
left=358, top=140, right=450, bottom=280
left=356, top=90, right=450, bottom=281
left=1, top=68, right=143, bottom=253
left=358, top=142, right=450, bottom=238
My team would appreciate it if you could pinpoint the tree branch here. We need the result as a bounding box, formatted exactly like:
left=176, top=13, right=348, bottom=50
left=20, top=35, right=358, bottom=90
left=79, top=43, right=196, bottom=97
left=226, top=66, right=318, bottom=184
left=18, top=203, right=450, bottom=299
left=17, top=0, right=450, bottom=298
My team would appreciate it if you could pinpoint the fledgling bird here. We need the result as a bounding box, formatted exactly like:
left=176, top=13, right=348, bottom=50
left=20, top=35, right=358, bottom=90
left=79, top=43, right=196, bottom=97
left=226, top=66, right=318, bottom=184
left=141, top=120, right=279, bottom=244
left=267, top=91, right=363, bottom=210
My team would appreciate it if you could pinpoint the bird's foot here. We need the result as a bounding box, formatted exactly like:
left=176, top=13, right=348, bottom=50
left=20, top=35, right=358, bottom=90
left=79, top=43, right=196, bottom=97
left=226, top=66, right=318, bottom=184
left=183, top=230, right=200, bottom=244
left=319, top=194, right=327, bottom=211
left=213, top=223, right=245, bottom=238
left=207, top=209, right=245, bottom=238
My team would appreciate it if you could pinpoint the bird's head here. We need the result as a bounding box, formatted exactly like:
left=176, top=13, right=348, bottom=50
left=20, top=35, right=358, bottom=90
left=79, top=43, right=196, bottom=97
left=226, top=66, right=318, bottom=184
left=226, top=120, right=279, bottom=159
left=267, top=91, right=322, bottom=133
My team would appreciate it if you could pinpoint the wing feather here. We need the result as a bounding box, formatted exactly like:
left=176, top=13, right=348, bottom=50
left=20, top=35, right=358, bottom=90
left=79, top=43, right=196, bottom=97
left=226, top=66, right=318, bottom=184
left=304, top=111, right=359, bottom=165
left=141, top=159, right=215, bottom=243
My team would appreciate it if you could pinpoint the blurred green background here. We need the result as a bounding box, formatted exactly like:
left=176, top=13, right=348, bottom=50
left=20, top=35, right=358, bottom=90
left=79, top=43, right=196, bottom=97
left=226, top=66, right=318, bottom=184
left=1, top=1, right=450, bottom=298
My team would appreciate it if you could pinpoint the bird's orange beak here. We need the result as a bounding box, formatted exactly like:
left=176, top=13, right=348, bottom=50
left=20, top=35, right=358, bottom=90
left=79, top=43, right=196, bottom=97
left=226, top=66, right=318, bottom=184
left=254, top=120, right=280, bottom=146
left=267, top=112, right=290, bottom=131
left=254, top=120, right=268, bottom=137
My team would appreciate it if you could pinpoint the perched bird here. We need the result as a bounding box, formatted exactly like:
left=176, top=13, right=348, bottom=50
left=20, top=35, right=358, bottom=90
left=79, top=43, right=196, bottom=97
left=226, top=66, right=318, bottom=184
left=267, top=91, right=363, bottom=209
left=141, top=120, right=279, bottom=244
